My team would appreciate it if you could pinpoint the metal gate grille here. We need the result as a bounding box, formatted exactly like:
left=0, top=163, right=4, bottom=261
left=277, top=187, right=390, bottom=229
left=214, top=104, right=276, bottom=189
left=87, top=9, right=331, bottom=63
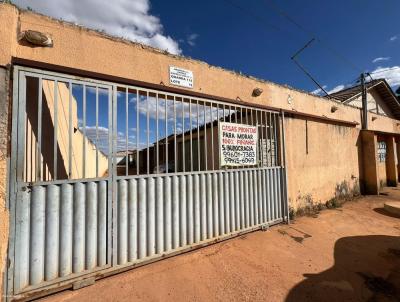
left=7, top=66, right=288, bottom=300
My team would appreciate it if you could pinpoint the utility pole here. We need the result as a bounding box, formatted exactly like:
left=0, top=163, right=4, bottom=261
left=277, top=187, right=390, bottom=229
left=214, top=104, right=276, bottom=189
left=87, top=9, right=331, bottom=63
left=361, top=73, right=367, bottom=129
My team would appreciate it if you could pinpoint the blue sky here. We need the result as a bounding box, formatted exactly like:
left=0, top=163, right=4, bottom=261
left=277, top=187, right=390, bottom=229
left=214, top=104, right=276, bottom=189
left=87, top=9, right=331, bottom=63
left=14, top=0, right=400, bottom=95
left=151, top=0, right=400, bottom=94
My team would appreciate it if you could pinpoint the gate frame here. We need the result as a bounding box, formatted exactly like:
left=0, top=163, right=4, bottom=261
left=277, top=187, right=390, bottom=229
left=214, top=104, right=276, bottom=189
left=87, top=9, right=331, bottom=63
left=6, top=66, right=117, bottom=300
left=5, top=65, right=290, bottom=301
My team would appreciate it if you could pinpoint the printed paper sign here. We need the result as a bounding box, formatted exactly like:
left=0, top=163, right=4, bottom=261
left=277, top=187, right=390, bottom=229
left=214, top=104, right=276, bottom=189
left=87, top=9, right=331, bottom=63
left=169, top=66, right=194, bottom=88
left=219, top=122, right=258, bottom=167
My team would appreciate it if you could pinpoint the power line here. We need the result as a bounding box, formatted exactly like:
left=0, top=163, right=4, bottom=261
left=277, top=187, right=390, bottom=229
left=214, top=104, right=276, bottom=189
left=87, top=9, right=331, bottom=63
left=221, top=0, right=311, bottom=44
left=221, top=0, right=365, bottom=90
left=265, top=0, right=363, bottom=73
left=221, top=0, right=287, bottom=34
left=291, top=38, right=329, bottom=96
left=222, top=0, right=398, bottom=92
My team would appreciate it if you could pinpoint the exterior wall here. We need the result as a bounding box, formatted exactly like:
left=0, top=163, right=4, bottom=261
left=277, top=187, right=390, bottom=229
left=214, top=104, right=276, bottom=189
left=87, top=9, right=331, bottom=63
left=385, top=137, right=397, bottom=186
left=397, top=140, right=400, bottom=180
left=285, top=118, right=361, bottom=210
left=378, top=160, right=387, bottom=187
left=0, top=67, right=10, bottom=302
left=361, top=131, right=379, bottom=194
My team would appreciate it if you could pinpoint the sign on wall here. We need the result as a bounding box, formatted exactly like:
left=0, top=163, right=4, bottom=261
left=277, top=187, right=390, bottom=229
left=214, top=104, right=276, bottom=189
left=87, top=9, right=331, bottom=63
left=219, top=122, right=258, bottom=167
left=169, top=66, right=194, bottom=88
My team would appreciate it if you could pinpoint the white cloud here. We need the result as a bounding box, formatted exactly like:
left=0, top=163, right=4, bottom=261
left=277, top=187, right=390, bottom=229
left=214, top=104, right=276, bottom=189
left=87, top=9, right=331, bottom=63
left=83, top=125, right=146, bottom=153
left=369, top=66, right=400, bottom=88
left=318, top=66, right=400, bottom=97
left=311, top=85, right=327, bottom=96
left=13, top=0, right=182, bottom=54
left=327, top=85, right=346, bottom=94
left=390, top=35, right=398, bottom=42
left=372, top=57, right=390, bottom=63
left=187, top=33, right=199, bottom=46
left=132, top=94, right=231, bottom=127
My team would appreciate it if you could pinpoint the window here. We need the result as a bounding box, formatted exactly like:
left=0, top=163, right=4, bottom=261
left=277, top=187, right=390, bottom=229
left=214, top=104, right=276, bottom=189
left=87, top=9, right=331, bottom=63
left=377, top=141, right=386, bottom=162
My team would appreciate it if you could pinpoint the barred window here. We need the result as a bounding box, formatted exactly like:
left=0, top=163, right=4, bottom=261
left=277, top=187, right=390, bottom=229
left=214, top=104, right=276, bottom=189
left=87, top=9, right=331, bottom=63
left=377, top=141, right=386, bottom=162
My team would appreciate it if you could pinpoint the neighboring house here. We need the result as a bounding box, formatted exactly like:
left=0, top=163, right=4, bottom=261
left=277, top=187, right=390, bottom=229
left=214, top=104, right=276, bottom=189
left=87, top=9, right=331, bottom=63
left=329, top=79, right=400, bottom=187
left=329, top=79, right=400, bottom=119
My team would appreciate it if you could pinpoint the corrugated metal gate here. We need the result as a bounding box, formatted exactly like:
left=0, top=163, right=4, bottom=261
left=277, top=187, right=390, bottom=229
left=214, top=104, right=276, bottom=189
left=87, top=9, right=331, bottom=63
left=6, top=66, right=288, bottom=300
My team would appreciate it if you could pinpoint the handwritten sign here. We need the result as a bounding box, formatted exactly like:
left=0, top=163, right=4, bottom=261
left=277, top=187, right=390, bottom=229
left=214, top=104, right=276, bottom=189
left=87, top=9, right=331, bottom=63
left=219, top=122, right=258, bottom=167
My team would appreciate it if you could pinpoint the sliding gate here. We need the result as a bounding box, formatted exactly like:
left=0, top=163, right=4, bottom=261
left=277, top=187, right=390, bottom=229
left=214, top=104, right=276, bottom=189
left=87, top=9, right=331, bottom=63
left=7, top=66, right=288, bottom=300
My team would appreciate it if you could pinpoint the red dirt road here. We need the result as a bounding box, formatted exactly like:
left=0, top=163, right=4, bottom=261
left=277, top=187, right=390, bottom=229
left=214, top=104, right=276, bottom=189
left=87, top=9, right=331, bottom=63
left=41, top=188, right=400, bottom=302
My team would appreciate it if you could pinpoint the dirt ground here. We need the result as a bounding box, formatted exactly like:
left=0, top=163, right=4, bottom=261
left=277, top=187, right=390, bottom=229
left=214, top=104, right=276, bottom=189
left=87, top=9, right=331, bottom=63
left=40, top=188, right=400, bottom=302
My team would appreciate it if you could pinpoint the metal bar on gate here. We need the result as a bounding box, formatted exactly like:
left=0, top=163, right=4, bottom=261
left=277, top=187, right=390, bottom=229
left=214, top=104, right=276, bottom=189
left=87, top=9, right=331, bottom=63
left=174, top=96, right=177, bottom=172
left=53, top=80, right=59, bottom=180
left=255, top=109, right=259, bottom=167
left=204, top=102, right=207, bottom=170
left=210, top=104, right=214, bottom=170
left=36, top=77, right=42, bottom=182
left=241, top=107, right=244, bottom=169
left=281, top=111, right=289, bottom=224
left=136, top=90, right=139, bottom=175
left=197, top=99, right=200, bottom=171
left=165, top=96, right=168, bottom=173
left=147, top=91, right=150, bottom=174
left=82, top=84, right=86, bottom=179
left=126, top=88, right=129, bottom=176
left=264, top=111, right=268, bottom=167
left=68, top=82, right=72, bottom=179
left=260, top=110, right=264, bottom=167
left=112, top=86, right=118, bottom=265
left=217, top=103, right=220, bottom=169
left=182, top=98, right=185, bottom=172
left=156, top=93, right=159, bottom=174
left=273, top=113, right=278, bottom=166
left=96, top=87, right=99, bottom=178
left=268, top=112, right=273, bottom=167
left=190, top=100, right=193, bottom=172
left=108, top=87, right=113, bottom=266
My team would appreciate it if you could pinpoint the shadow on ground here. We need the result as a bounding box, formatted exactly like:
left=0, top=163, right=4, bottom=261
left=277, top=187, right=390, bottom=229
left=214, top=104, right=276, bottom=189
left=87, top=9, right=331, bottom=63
left=374, top=208, right=400, bottom=219
left=286, top=235, right=400, bottom=302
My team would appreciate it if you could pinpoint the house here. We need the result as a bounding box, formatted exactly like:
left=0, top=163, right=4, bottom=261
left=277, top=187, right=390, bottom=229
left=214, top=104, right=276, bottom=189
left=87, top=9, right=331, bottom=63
left=329, top=79, right=400, bottom=187
left=329, top=79, right=400, bottom=119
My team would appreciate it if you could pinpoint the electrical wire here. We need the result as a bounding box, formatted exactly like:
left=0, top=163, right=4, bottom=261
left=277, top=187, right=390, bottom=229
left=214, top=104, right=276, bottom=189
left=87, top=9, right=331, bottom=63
left=265, top=0, right=363, bottom=73
left=222, top=0, right=398, bottom=91
left=221, top=0, right=308, bottom=44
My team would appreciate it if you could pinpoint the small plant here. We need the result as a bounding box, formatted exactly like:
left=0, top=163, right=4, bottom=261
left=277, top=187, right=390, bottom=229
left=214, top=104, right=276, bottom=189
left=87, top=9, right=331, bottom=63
left=326, top=198, right=342, bottom=209
left=289, top=207, right=296, bottom=220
